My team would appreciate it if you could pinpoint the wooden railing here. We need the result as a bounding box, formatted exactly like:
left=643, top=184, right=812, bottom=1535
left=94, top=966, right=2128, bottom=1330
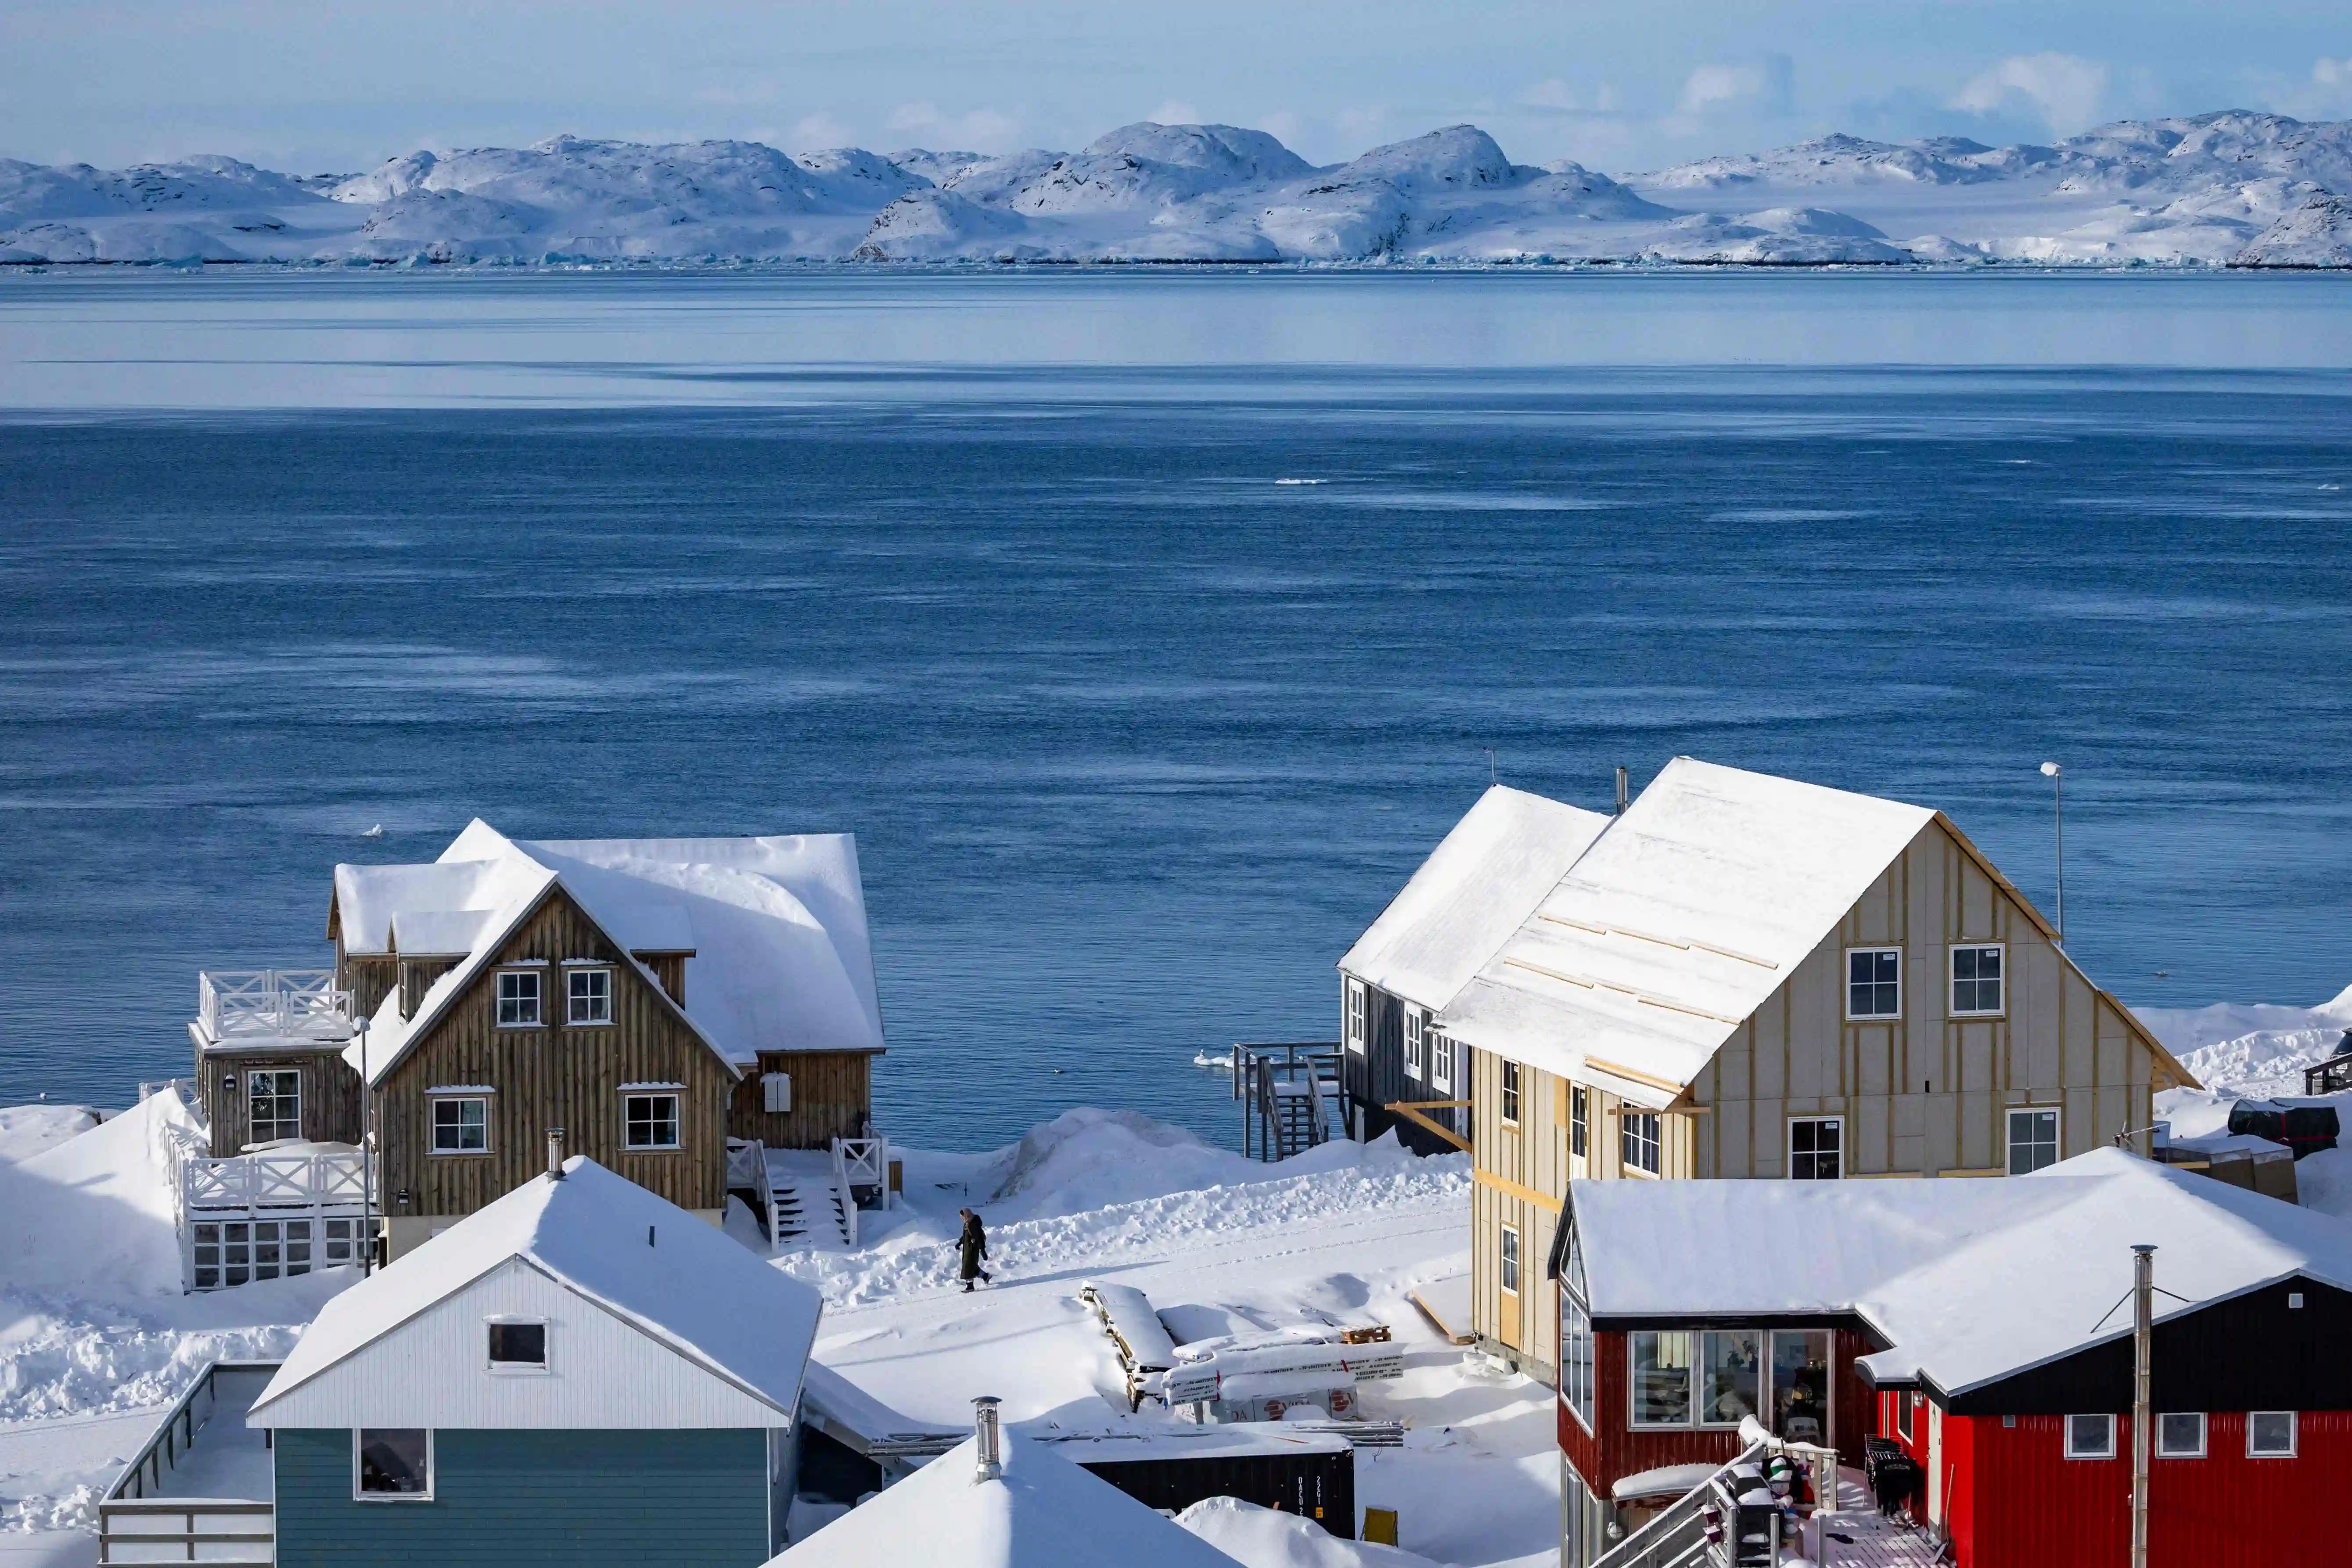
left=198, top=967, right=355, bottom=1042
left=183, top=1148, right=369, bottom=1209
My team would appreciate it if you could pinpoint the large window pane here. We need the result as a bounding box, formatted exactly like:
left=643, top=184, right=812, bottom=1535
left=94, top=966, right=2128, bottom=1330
left=1630, top=1331, right=1694, bottom=1426
left=1770, top=1330, right=1831, bottom=1444
left=2007, top=1108, right=2060, bottom=1174
left=356, top=1429, right=432, bottom=1497
left=1700, top=1331, right=1762, bottom=1425
left=1559, top=1293, right=1594, bottom=1430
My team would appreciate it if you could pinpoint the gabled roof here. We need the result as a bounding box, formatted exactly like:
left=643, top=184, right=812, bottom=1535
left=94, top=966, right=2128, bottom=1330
left=249, top=1158, right=821, bottom=1424
left=1338, top=784, right=1613, bottom=1014
left=1566, top=1150, right=2352, bottom=1399
left=1438, top=758, right=1934, bottom=1103
left=331, top=819, right=886, bottom=1074
left=766, top=1429, right=1239, bottom=1568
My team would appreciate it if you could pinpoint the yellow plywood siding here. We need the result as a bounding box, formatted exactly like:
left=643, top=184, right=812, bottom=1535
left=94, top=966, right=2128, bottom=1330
left=1687, top=816, right=2157, bottom=1177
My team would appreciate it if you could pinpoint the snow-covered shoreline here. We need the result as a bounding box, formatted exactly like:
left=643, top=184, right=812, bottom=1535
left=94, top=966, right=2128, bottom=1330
left=6, top=110, right=2351, bottom=272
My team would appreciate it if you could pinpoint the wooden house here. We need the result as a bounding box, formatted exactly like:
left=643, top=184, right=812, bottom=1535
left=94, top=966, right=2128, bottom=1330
left=246, top=1155, right=822, bottom=1568
left=1553, top=1151, right=2352, bottom=1566
left=1336, top=759, right=2196, bottom=1386
left=187, top=820, right=888, bottom=1268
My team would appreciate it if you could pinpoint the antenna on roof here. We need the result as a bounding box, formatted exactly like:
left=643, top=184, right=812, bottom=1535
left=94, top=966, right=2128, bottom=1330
left=1615, top=766, right=1630, bottom=816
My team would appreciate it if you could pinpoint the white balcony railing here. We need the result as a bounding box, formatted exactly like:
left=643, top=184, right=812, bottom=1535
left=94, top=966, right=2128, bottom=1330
left=182, top=1149, right=370, bottom=1210
left=198, top=969, right=356, bottom=1044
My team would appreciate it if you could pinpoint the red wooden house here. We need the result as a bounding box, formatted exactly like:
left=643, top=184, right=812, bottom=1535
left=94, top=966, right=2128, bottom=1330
left=1551, top=1148, right=2352, bottom=1566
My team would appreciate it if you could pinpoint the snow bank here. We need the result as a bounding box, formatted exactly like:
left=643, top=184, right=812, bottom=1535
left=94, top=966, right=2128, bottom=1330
left=1176, top=1496, right=1446, bottom=1568
left=2141, top=983, right=2352, bottom=1105
left=0, top=1104, right=103, bottom=1164
left=0, top=1091, right=199, bottom=1295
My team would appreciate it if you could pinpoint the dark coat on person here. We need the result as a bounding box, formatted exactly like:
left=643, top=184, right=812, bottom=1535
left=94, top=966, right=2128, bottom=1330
left=957, top=1212, right=989, bottom=1280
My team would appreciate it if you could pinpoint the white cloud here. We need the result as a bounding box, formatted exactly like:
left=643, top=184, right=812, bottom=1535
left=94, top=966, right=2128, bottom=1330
left=786, top=111, right=855, bottom=151
left=1952, top=52, right=2110, bottom=133
left=1149, top=100, right=1201, bottom=127
left=1521, top=79, right=1621, bottom=115
left=1676, top=56, right=1794, bottom=117
left=883, top=101, right=1021, bottom=153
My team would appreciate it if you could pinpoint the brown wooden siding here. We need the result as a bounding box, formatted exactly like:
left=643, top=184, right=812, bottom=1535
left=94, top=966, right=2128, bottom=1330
left=727, top=1050, right=875, bottom=1149
left=191, top=1047, right=365, bottom=1157
left=634, top=951, right=688, bottom=1005
left=340, top=953, right=397, bottom=1022
left=373, top=888, right=733, bottom=1222
left=399, top=955, right=460, bottom=1018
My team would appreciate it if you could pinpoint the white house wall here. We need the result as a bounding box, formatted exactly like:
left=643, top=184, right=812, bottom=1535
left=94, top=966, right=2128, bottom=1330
left=249, top=1258, right=786, bottom=1429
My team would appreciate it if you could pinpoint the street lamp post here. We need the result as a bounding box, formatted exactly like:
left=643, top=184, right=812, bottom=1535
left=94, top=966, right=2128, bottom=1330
left=2039, top=761, right=2064, bottom=942
left=358, top=1014, right=374, bottom=1277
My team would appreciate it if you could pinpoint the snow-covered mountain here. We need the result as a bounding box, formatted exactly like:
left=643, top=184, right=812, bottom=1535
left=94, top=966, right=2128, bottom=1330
left=4, top=111, right=2350, bottom=268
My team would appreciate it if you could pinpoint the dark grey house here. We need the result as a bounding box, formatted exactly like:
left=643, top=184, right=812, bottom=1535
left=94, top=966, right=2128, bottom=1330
left=1335, top=785, right=1610, bottom=1155
left=246, top=1156, right=821, bottom=1567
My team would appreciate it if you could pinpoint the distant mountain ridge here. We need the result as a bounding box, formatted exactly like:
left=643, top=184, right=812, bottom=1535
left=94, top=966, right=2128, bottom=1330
left=4, top=110, right=2349, bottom=268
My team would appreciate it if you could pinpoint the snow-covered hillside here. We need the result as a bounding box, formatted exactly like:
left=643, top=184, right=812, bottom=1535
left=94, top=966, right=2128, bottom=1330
left=7, top=109, right=2352, bottom=267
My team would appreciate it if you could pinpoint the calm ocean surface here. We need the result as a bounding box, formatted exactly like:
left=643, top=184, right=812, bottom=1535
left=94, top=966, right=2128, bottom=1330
left=2, top=269, right=2349, bottom=1149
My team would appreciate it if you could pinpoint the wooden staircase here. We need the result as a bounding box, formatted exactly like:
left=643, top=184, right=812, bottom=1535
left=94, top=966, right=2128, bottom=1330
left=768, top=1175, right=854, bottom=1248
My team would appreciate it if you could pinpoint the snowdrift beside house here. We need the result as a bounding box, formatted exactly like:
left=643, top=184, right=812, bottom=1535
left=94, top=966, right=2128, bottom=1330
left=9, top=110, right=2352, bottom=266
left=1177, top=1496, right=1447, bottom=1568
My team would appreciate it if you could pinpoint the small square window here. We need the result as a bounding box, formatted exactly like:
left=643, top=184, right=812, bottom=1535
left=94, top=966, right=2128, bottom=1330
left=488, top=1321, right=547, bottom=1368
left=1789, top=1116, right=1843, bottom=1180
left=355, top=1429, right=432, bottom=1499
left=1847, top=948, right=1902, bottom=1020
left=2008, top=1108, right=2061, bottom=1175
left=496, top=969, right=543, bottom=1027
left=1501, top=1060, right=1522, bottom=1125
left=623, top=1092, right=680, bottom=1151
left=2157, top=1412, right=2205, bottom=1458
left=431, top=1097, right=487, bottom=1154
left=567, top=967, right=613, bottom=1025
left=2248, top=1411, right=2296, bottom=1457
left=1951, top=945, right=2004, bottom=1016
left=2065, top=1413, right=2116, bottom=1459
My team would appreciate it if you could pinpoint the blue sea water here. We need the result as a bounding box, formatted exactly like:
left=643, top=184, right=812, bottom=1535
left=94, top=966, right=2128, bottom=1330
left=1, top=268, right=2349, bottom=1150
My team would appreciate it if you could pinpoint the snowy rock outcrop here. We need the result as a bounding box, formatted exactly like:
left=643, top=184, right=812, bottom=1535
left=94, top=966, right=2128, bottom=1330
left=4, top=109, right=2352, bottom=266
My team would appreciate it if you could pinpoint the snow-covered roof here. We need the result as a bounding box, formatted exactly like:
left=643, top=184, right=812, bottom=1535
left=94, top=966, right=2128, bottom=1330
left=250, top=1158, right=821, bottom=1425
left=1438, top=759, right=1934, bottom=1102
left=1569, top=1149, right=2352, bottom=1399
left=333, top=819, right=885, bottom=1073
left=1338, top=785, right=1612, bottom=1013
left=766, top=1429, right=1240, bottom=1568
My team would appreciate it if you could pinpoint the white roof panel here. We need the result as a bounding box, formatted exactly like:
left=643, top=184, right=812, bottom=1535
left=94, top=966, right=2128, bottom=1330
left=1339, top=785, right=1613, bottom=1012
left=1439, top=758, right=1934, bottom=1099
left=251, top=1158, right=821, bottom=1425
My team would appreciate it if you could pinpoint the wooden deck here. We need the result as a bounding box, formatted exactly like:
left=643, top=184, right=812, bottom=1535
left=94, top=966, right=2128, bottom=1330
left=1812, top=1471, right=1945, bottom=1568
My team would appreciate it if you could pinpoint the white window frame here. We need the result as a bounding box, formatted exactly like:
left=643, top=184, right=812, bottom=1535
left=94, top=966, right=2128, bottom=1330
left=1430, top=1030, right=1455, bottom=1094
left=1344, top=978, right=1367, bottom=1054
left=496, top=967, right=544, bottom=1028
left=1570, top=1084, right=1588, bottom=1159
left=2064, top=1413, right=2116, bottom=1460
left=1845, top=946, right=1902, bottom=1021
left=1404, top=1006, right=1425, bottom=1080
left=1627, top=1331, right=1697, bottom=1428
left=1788, top=1115, right=1843, bottom=1180
left=566, top=965, right=614, bottom=1025
left=622, top=1090, right=682, bottom=1151
left=485, top=1316, right=550, bottom=1375
left=2156, top=1412, right=2205, bottom=1458
left=247, top=1069, right=302, bottom=1144
left=2248, top=1411, right=2297, bottom=1457
left=1499, top=1224, right=1520, bottom=1295
left=1622, top=1109, right=1662, bottom=1176
left=1949, top=943, right=2006, bottom=1018
left=2007, top=1106, right=2062, bottom=1175
left=1500, top=1060, right=1522, bottom=1126
left=352, top=1428, right=435, bottom=1501
left=1896, top=1389, right=1916, bottom=1442
left=428, top=1093, right=490, bottom=1156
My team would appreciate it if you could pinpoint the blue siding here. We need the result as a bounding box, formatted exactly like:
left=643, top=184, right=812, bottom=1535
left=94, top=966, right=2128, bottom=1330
left=274, top=1428, right=771, bottom=1567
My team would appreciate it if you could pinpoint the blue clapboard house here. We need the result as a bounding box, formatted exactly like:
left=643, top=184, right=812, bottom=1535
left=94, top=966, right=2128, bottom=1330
left=246, top=1151, right=821, bottom=1567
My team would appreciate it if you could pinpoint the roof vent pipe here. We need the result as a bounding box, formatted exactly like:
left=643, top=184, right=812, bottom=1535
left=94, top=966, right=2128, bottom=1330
left=547, top=1128, right=565, bottom=1180
left=972, top=1395, right=1003, bottom=1482
left=1615, top=766, right=1630, bottom=816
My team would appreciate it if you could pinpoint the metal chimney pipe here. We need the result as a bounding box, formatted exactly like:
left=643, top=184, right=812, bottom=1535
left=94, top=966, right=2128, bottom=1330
left=2131, top=1244, right=2155, bottom=1568
left=547, top=1128, right=566, bottom=1180
left=1615, top=766, right=1630, bottom=816
left=972, top=1395, right=1003, bottom=1482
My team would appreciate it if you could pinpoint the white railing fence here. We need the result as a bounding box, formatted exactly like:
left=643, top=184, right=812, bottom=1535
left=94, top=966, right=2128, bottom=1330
left=182, top=1150, right=369, bottom=1209
left=198, top=968, right=354, bottom=1041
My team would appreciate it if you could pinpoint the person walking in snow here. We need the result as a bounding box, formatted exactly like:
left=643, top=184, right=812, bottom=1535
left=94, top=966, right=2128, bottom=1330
left=957, top=1207, right=991, bottom=1291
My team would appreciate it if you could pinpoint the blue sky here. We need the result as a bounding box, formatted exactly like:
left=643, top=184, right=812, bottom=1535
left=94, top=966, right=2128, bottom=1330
left=4, top=0, right=2350, bottom=173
